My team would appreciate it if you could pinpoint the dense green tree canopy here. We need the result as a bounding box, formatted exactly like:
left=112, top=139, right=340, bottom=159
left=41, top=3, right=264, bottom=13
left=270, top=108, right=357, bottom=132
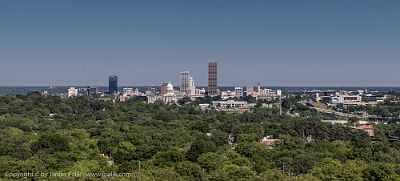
left=0, top=92, right=399, bottom=180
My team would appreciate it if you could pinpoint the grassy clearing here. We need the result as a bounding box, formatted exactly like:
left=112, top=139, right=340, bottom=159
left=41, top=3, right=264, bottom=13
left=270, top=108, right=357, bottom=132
left=311, top=102, right=328, bottom=109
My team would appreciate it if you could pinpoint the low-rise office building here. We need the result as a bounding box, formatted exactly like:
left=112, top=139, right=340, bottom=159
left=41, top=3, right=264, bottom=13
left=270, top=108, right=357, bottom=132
left=68, top=87, right=78, bottom=97
left=221, top=90, right=236, bottom=100
left=211, top=100, right=248, bottom=109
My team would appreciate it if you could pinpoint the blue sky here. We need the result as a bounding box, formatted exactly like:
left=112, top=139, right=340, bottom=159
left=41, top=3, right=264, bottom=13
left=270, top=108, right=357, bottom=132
left=1, top=0, right=399, bottom=86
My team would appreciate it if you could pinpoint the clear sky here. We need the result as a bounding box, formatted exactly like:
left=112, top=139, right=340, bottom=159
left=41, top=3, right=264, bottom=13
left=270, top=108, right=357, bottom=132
left=1, top=0, right=399, bottom=87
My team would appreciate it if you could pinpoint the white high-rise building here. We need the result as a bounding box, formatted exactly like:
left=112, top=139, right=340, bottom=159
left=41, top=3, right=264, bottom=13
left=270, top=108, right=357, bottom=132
left=68, top=87, right=78, bottom=97
left=180, top=71, right=191, bottom=94
left=188, top=76, right=196, bottom=95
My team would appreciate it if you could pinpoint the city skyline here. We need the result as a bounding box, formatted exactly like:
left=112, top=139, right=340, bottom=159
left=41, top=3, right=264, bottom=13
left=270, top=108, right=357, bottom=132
left=1, top=1, right=400, bottom=87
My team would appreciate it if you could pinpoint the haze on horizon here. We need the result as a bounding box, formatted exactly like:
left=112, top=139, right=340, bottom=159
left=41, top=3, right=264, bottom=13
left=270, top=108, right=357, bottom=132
left=0, top=0, right=399, bottom=87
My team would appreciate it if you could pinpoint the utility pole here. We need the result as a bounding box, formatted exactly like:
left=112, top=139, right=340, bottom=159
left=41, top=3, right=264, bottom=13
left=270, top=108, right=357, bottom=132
left=280, top=95, right=282, bottom=116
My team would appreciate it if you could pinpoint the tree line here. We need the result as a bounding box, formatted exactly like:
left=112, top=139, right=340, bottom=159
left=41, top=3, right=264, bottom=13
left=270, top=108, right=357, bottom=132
left=0, top=91, right=399, bottom=180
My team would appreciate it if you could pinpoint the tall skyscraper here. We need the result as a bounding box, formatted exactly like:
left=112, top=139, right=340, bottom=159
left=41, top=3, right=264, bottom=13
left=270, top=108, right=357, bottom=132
left=109, top=75, right=118, bottom=94
left=180, top=71, right=191, bottom=94
left=208, top=61, right=218, bottom=96
left=188, top=76, right=196, bottom=95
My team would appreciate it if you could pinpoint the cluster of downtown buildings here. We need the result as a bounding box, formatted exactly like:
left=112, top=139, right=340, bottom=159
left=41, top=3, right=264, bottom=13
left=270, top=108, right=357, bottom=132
left=62, top=62, right=389, bottom=138
left=66, top=61, right=282, bottom=108
left=313, top=90, right=386, bottom=108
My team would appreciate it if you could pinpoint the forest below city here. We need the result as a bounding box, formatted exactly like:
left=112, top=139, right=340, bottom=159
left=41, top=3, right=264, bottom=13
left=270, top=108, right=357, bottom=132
left=1, top=92, right=400, bottom=180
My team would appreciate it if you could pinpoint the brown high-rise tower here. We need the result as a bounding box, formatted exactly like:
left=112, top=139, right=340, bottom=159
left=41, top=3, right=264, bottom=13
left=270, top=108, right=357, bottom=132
left=161, top=82, right=168, bottom=95
left=208, top=60, right=218, bottom=96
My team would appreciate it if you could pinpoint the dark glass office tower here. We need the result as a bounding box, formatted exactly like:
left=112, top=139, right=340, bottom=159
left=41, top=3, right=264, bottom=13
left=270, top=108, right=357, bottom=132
left=208, top=61, right=217, bottom=96
left=109, top=75, right=118, bottom=94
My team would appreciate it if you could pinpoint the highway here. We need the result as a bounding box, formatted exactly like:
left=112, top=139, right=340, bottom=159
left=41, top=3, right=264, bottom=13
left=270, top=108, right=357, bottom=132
left=301, top=102, right=369, bottom=119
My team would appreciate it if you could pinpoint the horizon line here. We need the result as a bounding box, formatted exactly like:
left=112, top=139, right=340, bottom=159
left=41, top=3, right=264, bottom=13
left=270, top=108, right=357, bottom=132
left=1, top=85, right=400, bottom=88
